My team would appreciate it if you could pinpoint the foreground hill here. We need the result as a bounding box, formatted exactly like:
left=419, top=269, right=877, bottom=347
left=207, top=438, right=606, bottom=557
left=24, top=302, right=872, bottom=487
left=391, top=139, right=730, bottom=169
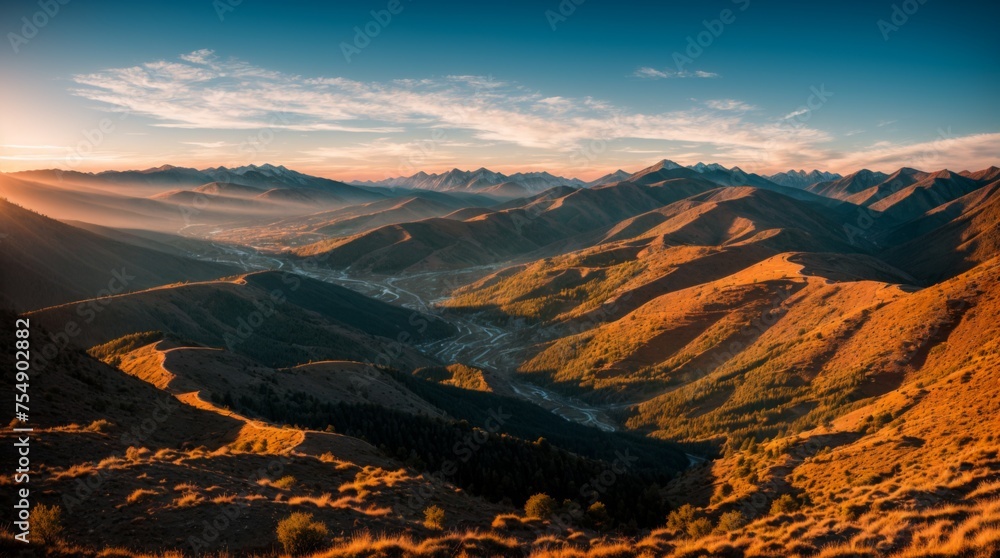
left=0, top=302, right=688, bottom=555
left=0, top=198, right=235, bottom=311
left=657, top=257, right=1000, bottom=557
left=0, top=308, right=511, bottom=555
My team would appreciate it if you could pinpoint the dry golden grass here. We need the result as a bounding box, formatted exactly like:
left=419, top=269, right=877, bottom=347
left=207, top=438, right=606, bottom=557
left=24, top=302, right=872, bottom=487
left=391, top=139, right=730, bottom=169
left=125, top=489, right=160, bottom=505
left=173, top=492, right=203, bottom=508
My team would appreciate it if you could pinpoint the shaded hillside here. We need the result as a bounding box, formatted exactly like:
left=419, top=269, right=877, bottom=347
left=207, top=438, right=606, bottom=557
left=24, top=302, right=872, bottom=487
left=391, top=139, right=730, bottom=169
left=841, top=167, right=929, bottom=206
left=0, top=198, right=235, bottom=311
left=881, top=180, right=1000, bottom=280
left=867, top=170, right=983, bottom=222
left=807, top=169, right=889, bottom=199
left=27, top=271, right=452, bottom=369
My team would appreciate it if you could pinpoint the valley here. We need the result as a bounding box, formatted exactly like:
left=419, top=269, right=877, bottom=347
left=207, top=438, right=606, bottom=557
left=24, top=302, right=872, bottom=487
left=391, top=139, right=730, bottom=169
left=2, top=159, right=999, bottom=557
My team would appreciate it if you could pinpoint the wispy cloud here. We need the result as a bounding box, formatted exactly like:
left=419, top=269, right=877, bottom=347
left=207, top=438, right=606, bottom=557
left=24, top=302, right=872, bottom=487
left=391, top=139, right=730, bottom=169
left=633, top=67, right=719, bottom=79
left=828, top=132, right=1000, bottom=172
left=179, top=48, right=215, bottom=65
left=70, top=51, right=821, bottom=162
left=705, top=99, right=756, bottom=112
left=781, top=108, right=810, bottom=120
left=63, top=51, right=998, bottom=176
left=877, top=119, right=898, bottom=127
left=180, top=141, right=232, bottom=148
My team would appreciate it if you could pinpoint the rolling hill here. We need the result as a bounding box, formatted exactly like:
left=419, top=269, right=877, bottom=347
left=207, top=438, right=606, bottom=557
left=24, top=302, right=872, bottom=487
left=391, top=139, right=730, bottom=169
left=4, top=157, right=1000, bottom=557
left=292, top=179, right=717, bottom=273
left=26, top=270, right=453, bottom=369
left=444, top=186, right=880, bottom=325
left=0, top=198, right=235, bottom=311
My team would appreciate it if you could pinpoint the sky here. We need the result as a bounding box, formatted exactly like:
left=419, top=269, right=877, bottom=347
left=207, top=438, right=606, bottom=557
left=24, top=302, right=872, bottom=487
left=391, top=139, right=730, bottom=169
left=1, top=0, right=998, bottom=181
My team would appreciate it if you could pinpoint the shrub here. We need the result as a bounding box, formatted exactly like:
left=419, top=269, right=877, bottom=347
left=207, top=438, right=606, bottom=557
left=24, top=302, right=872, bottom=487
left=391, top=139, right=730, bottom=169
left=524, top=493, right=557, bottom=519
left=32, top=504, right=63, bottom=543
left=665, top=504, right=699, bottom=532
left=276, top=512, right=328, bottom=555
left=770, top=494, right=801, bottom=515
left=423, top=505, right=445, bottom=529
left=687, top=517, right=713, bottom=539
left=716, top=510, right=747, bottom=532
left=586, top=502, right=612, bottom=530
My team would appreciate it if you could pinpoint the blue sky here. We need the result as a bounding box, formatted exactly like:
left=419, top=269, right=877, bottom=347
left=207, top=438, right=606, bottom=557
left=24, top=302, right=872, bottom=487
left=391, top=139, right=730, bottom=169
left=1, top=0, right=997, bottom=179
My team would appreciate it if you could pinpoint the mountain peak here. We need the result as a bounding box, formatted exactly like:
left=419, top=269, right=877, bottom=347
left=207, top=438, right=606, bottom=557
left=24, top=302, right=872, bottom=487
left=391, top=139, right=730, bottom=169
left=653, top=159, right=683, bottom=170
left=690, top=162, right=728, bottom=173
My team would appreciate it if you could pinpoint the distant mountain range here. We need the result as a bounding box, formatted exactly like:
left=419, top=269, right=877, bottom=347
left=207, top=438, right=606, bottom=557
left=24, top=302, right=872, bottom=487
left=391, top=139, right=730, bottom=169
left=351, top=168, right=588, bottom=194
left=10, top=163, right=381, bottom=203
left=351, top=161, right=846, bottom=195
left=6, top=161, right=848, bottom=200
left=765, top=169, right=842, bottom=188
